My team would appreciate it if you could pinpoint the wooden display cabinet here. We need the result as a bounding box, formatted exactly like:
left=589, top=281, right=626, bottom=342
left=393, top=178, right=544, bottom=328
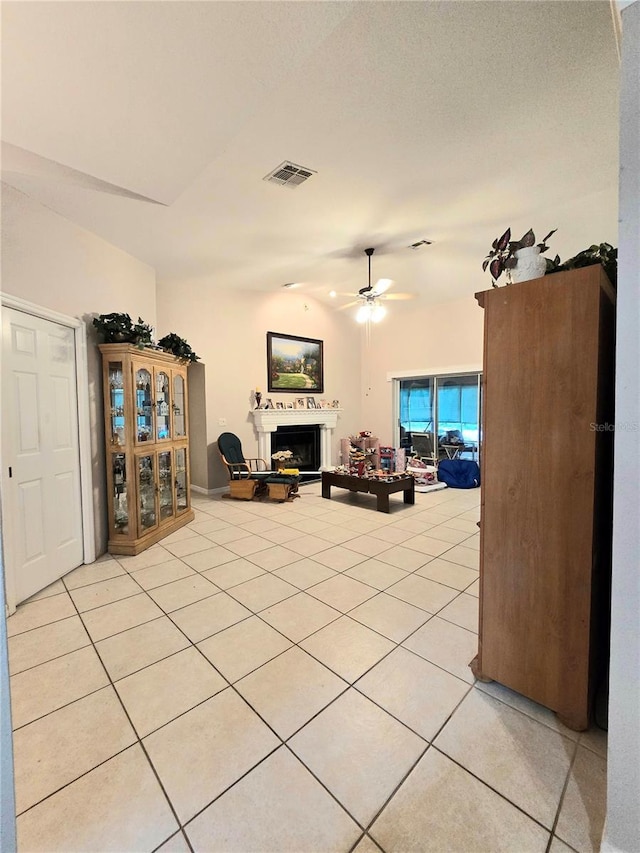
left=100, top=344, right=194, bottom=555
left=471, top=266, right=615, bottom=731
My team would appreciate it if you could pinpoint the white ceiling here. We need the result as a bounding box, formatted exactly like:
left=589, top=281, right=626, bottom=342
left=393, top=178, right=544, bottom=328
left=1, top=1, right=620, bottom=306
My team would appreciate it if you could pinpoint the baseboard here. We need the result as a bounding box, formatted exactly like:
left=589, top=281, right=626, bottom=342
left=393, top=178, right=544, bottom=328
left=190, top=484, right=212, bottom=495
left=190, top=485, right=227, bottom=496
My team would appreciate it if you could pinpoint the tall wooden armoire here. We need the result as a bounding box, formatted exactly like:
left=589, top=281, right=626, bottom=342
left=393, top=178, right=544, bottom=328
left=471, top=265, right=615, bottom=731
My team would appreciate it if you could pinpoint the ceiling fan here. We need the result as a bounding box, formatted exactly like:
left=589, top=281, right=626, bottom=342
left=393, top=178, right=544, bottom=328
left=339, top=248, right=414, bottom=323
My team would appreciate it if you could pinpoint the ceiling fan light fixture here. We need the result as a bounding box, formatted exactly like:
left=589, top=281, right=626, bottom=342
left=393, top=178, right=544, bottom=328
left=354, top=248, right=391, bottom=324
left=371, top=304, right=387, bottom=323
left=356, top=304, right=371, bottom=324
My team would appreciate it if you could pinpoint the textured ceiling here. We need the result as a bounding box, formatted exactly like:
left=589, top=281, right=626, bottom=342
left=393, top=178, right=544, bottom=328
left=1, top=1, right=620, bottom=306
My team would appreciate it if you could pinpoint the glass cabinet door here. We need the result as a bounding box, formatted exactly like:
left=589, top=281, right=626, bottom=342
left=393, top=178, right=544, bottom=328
left=173, top=373, right=186, bottom=438
left=111, top=452, right=129, bottom=534
left=175, top=447, right=188, bottom=513
left=108, top=362, right=126, bottom=446
left=158, top=450, right=174, bottom=521
left=135, top=368, right=153, bottom=443
left=138, top=454, right=157, bottom=531
left=156, top=371, right=171, bottom=441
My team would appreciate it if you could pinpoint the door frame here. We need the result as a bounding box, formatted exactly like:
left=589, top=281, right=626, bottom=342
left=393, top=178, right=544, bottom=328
left=1, top=294, right=96, bottom=613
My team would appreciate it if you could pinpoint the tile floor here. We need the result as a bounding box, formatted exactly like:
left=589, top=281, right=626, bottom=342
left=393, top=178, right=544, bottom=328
left=7, top=483, right=607, bottom=852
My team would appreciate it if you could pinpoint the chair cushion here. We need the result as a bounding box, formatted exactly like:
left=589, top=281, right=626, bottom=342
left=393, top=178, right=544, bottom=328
left=218, top=432, right=245, bottom=465
left=266, top=474, right=298, bottom=485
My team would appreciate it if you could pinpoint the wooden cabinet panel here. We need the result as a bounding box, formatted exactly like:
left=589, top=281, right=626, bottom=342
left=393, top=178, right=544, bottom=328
left=472, top=266, right=615, bottom=730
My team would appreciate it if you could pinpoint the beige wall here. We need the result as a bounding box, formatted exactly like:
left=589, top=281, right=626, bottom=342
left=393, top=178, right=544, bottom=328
left=360, top=296, right=485, bottom=443
left=1, top=184, right=156, bottom=324
left=1, top=184, right=157, bottom=552
left=156, top=279, right=362, bottom=489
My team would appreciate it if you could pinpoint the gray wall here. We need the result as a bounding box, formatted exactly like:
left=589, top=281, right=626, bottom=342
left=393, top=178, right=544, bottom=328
left=187, top=361, right=209, bottom=491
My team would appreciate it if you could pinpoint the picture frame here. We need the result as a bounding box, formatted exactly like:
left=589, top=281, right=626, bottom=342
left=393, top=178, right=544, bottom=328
left=307, top=397, right=316, bottom=409
left=265, top=398, right=274, bottom=409
left=286, top=402, right=294, bottom=409
left=267, top=332, right=324, bottom=393
left=295, top=397, right=306, bottom=410
left=275, top=402, right=284, bottom=410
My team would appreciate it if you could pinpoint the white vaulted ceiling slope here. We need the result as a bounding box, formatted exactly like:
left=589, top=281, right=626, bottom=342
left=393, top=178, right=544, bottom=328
left=1, top=1, right=619, bottom=304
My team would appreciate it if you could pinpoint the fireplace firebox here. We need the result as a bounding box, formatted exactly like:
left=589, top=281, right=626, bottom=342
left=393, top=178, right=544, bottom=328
left=271, top=424, right=321, bottom=472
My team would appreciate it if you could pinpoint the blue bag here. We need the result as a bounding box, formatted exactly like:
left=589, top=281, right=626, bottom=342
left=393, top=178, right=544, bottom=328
left=437, top=459, right=481, bottom=489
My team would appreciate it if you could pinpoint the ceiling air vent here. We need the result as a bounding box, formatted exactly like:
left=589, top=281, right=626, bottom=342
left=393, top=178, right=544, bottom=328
left=264, top=161, right=316, bottom=188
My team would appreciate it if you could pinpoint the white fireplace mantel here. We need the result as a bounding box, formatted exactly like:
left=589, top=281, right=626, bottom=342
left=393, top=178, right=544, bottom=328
left=250, top=408, right=342, bottom=469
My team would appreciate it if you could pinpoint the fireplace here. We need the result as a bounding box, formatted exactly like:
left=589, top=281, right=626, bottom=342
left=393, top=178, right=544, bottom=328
left=250, top=407, right=341, bottom=469
left=271, top=425, right=321, bottom=471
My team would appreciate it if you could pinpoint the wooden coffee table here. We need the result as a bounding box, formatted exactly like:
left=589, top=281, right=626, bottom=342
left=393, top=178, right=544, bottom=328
left=321, top=472, right=415, bottom=513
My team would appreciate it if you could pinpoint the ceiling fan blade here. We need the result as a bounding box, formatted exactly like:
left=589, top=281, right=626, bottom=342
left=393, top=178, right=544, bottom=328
left=372, top=278, right=393, bottom=295
left=337, top=300, right=361, bottom=310
left=383, top=292, right=414, bottom=301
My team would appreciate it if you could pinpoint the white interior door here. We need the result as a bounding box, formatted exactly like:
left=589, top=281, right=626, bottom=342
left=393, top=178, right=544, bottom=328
left=2, top=308, right=84, bottom=604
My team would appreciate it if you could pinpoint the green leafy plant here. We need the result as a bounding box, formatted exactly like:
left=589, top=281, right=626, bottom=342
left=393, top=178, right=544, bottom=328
left=483, top=228, right=557, bottom=285
left=157, top=333, right=200, bottom=363
left=92, top=313, right=153, bottom=347
left=546, top=243, right=617, bottom=285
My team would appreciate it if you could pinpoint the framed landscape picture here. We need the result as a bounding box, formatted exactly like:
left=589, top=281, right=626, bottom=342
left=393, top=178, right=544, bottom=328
left=267, top=332, right=324, bottom=393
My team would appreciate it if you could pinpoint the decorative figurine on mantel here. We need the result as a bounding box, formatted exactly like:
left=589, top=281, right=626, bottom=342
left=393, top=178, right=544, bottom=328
left=254, top=387, right=262, bottom=409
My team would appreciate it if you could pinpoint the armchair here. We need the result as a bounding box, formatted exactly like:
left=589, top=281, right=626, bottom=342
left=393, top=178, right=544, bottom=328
left=217, top=432, right=270, bottom=500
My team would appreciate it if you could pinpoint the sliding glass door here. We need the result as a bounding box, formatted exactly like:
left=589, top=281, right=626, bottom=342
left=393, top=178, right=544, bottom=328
left=397, top=372, right=481, bottom=462
left=399, top=378, right=434, bottom=442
